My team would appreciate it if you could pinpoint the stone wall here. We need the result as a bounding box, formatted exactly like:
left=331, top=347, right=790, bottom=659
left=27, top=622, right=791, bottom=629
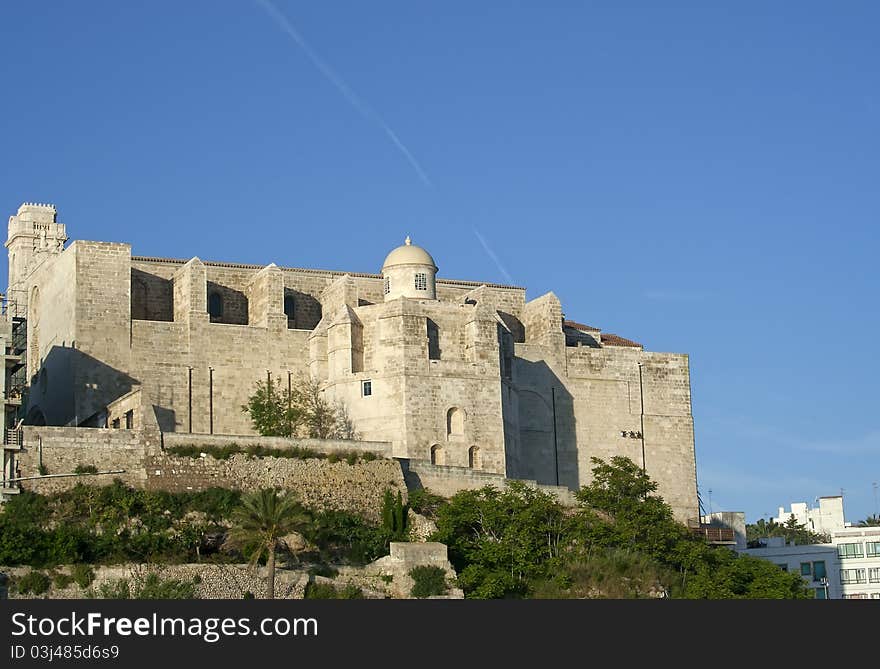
left=161, top=432, right=392, bottom=457
left=15, top=426, right=405, bottom=521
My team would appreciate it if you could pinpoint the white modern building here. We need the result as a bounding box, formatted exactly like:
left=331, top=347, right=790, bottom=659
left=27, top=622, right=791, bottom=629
left=742, top=498, right=880, bottom=600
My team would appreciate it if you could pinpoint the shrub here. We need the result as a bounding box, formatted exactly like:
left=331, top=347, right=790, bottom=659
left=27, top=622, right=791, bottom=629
left=304, top=581, right=363, bottom=599
left=409, top=566, right=448, bottom=598
left=16, top=570, right=52, bottom=595
left=71, top=564, right=95, bottom=589
left=38, top=463, right=48, bottom=476
left=74, top=464, right=99, bottom=475
left=407, top=489, right=446, bottom=518
left=52, top=571, right=73, bottom=589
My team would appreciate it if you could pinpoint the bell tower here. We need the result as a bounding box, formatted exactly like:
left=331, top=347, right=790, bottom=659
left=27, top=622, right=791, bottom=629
left=5, top=202, right=67, bottom=316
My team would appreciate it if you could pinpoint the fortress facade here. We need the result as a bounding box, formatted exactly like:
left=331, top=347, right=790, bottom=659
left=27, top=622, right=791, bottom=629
left=4, top=202, right=698, bottom=521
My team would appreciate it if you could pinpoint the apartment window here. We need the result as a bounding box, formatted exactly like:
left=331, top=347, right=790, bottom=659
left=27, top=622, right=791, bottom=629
left=414, top=272, right=427, bottom=291
left=865, top=541, right=880, bottom=558
left=125, top=410, right=133, bottom=430
left=871, top=593, right=880, bottom=599
left=868, top=567, right=880, bottom=583
left=814, top=588, right=827, bottom=600
left=840, top=568, right=866, bottom=584
left=800, top=563, right=812, bottom=577
left=813, top=561, right=826, bottom=581
left=383, top=277, right=390, bottom=295
left=362, top=380, right=372, bottom=397
left=844, top=593, right=868, bottom=599
left=838, top=543, right=864, bottom=559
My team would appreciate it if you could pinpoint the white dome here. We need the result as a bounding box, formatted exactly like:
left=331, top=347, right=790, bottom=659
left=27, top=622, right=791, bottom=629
left=381, top=236, right=437, bottom=271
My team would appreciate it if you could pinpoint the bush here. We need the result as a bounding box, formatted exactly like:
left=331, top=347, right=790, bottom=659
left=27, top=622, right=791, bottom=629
left=304, top=581, right=363, bottom=599
left=38, top=463, right=48, bottom=476
left=409, top=566, right=448, bottom=598
left=16, top=570, right=52, bottom=595
left=308, top=564, right=339, bottom=578
left=74, top=464, right=99, bottom=475
left=71, top=564, right=95, bottom=589
left=407, top=489, right=446, bottom=518
left=52, top=571, right=73, bottom=589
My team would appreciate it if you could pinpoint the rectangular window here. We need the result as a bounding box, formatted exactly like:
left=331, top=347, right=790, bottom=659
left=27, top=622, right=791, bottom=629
left=125, top=410, right=134, bottom=429
left=840, top=568, right=866, bottom=584
left=814, top=588, right=826, bottom=600
left=813, top=561, right=826, bottom=581
left=362, top=380, right=372, bottom=397
left=776, top=564, right=788, bottom=572
left=838, top=543, right=864, bottom=559
left=800, top=563, right=812, bottom=577
left=868, top=567, right=880, bottom=583
left=383, top=277, right=390, bottom=295
left=866, top=541, right=880, bottom=558
left=871, top=593, right=880, bottom=599
left=414, top=273, right=427, bottom=291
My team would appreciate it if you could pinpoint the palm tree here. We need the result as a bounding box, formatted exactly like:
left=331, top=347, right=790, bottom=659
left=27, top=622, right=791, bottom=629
left=857, top=514, right=880, bottom=527
left=227, top=488, right=311, bottom=599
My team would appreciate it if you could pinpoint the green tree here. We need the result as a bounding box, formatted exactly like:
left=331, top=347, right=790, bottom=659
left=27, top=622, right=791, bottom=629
left=433, top=482, right=567, bottom=598
left=242, top=375, right=356, bottom=439
left=241, top=379, right=303, bottom=437
left=226, top=489, right=311, bottom=599
left=746, top=515, right=829, bottom=547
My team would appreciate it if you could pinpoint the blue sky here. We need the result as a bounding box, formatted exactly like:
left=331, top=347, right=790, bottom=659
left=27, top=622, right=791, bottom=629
left=2, top=2, right=878, bottom=524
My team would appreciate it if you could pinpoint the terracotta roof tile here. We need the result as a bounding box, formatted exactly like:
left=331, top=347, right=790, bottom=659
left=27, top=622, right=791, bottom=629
left=563, top=320, right=600, bottom=332
left=601, top=333, right=642, bottom=348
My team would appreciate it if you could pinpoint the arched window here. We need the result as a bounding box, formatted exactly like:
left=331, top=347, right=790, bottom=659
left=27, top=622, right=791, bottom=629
left=208, top=292, right=223, bottom=320
left=468, top=446, right=481, bottom=469
left=284, top=295, right=296, bottom=327
left=447, top=407, right=465, bottom=437
left=430, top=444, right=445, bottom=466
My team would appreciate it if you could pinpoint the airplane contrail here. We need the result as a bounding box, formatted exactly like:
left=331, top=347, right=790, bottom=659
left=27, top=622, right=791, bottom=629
left=473, top=228, right=515, bottom=285
left=254, top=0, right=433, bottom=188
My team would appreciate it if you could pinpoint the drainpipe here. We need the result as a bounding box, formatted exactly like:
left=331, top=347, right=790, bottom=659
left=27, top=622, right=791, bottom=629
left=208, top=367, right=214, bottom=435
left=187, top=367, right=193, bottom=433
left=638, top=362, right=646, bottom=473
left=551, top=387, right=559, bottom=486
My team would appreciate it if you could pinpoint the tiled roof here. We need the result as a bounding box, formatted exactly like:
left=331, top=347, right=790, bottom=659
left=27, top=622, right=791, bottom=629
left=601, top=333, right=642, bottom=348
left=563, top=320, right=600, bottom=332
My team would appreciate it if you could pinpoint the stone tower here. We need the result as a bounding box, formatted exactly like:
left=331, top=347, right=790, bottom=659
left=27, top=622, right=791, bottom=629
left=5, top=203, right=67, bottom=316
left=381, top=236, right=438, bottom=301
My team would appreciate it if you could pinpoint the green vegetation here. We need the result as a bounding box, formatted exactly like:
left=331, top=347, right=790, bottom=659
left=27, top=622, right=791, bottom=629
left=15, top=570, right=52, bottom=596
left=165, top=443, right=378, bottom=465
left=226, top=489, right=311, bottom=599
left=90, top=574, right=198, bottom=600
left=38, top=463, right=48, bottom=476
left=74, top=464, right=99, bottom=474
left=746, top=516, right=830, bottom=547
left=433, top=456, right=812, bottom=599
left=71, top=564, right=96, bottom=588
left=409, top=565, right=448, bottom=598
left=303, top=581, right=363, bottom=599
left=407, top=489, right=445, bottom=519
left=381, top=489, right=408, bottom=541
left=242, top=374, right=357, bottom=440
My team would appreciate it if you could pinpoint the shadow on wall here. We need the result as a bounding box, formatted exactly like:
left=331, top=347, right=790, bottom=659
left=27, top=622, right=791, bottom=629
left=510, top=359, right=579, bottom=490
left=131, top=268, right=173, bottom=322
left=207, top=281, right=248, bottom=325
left=24, top=346, right=139, bottom=428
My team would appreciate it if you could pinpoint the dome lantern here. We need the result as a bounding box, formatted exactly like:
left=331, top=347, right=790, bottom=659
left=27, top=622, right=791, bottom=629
left=381, top=236, right=438, bottom=301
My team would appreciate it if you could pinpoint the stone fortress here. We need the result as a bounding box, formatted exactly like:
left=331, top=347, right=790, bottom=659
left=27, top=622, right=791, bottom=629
left=1, top=201, right=698, bottom=522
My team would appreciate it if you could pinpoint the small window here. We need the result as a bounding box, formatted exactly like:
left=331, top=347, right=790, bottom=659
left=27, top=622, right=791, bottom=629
left=284, top=295, right=296, bottom=324
left=125, top=409, right=134, bottom=430
left=776, top=564, right=788, bottom=572
left=414, top=272, right=427, bottom=291
left=468, top=445, right=481, bottom=469
left=800, top=563, right=812, bottom=577
left=111, top=418, right=120, bottom=429
left=362, top=380, right=372, bottom=397
left=208, top=292, right=223, bottom=320
left=430, top=444, right=444, bottom=465
left=813, top=561, right=826, bottom=581
left=383, top=277, right=390, bottom=295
